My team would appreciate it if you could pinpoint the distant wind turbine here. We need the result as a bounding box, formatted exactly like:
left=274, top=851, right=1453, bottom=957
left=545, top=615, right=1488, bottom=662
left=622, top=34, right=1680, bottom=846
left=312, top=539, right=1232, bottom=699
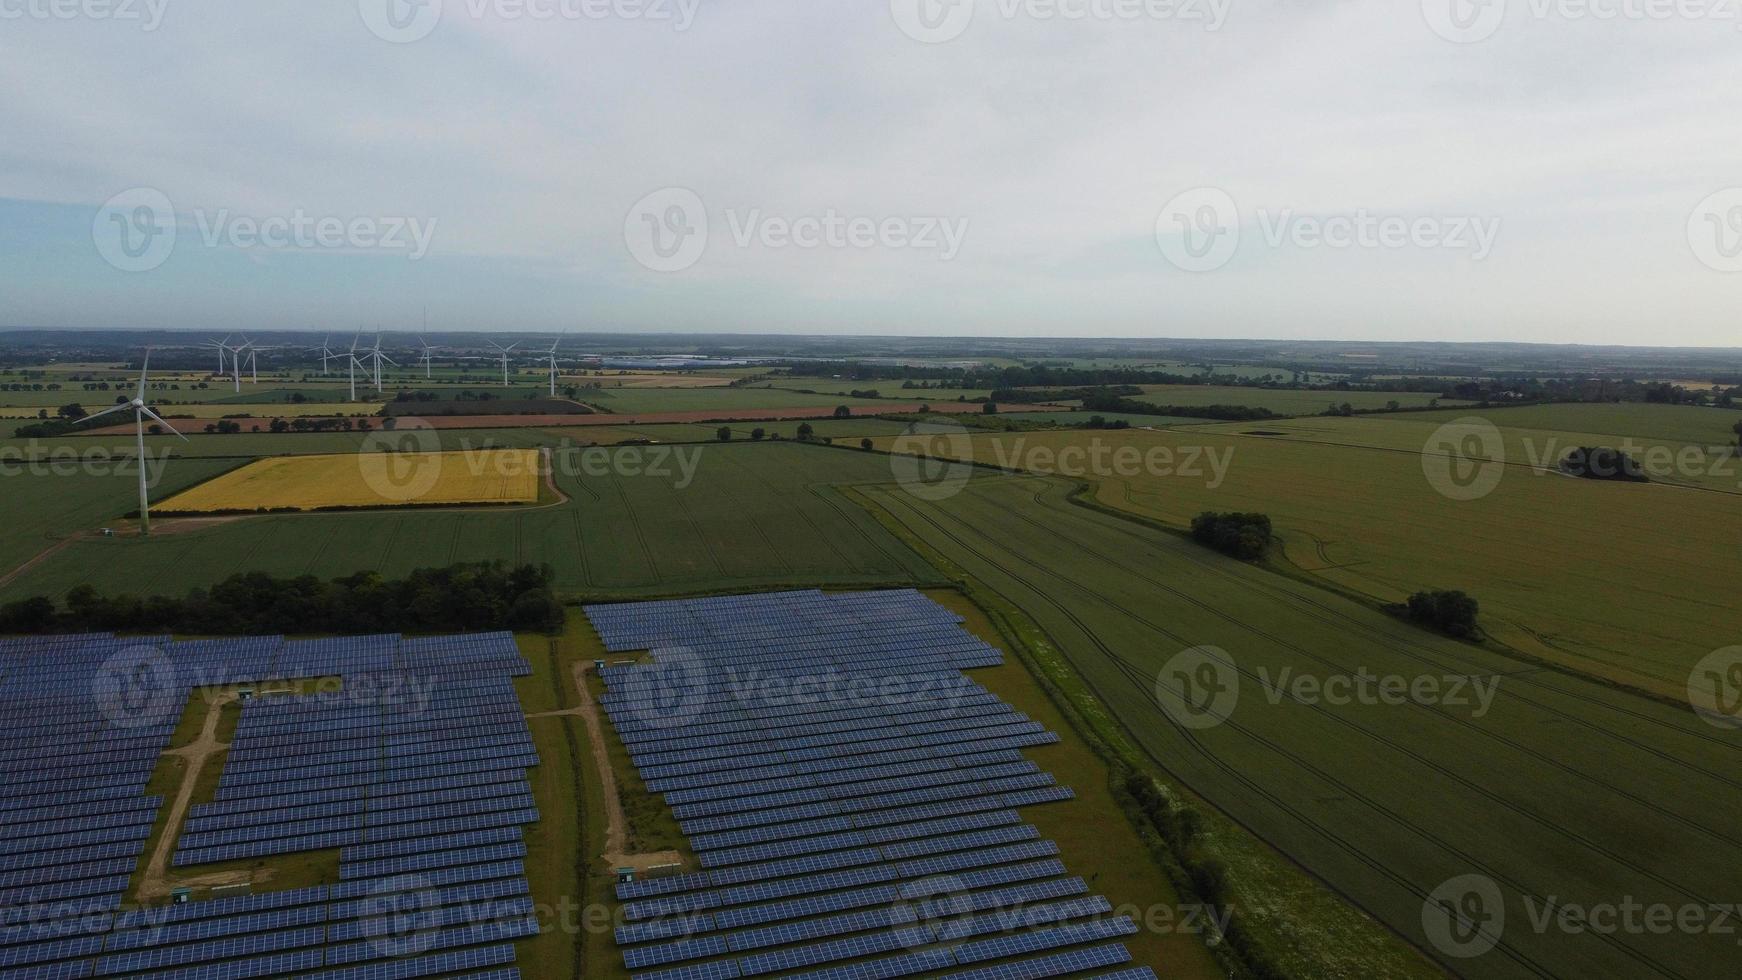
left=544, top=332, right=566, bottom=397
left=365, top=335, right=396, bottom=392
left=418, top=337, right=435, bottom=380
left=75, top=350, right=187, bottom=536
left=203, top=336, right=231, bottom=377
left=488, top=341, right=518, bottom=387
left=307, top=336, right=337, bottom=375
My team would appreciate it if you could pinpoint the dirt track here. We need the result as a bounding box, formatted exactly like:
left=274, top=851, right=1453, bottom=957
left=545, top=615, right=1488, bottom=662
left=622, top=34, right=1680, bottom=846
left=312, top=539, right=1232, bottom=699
left=528, top=661, right=683, bottom=873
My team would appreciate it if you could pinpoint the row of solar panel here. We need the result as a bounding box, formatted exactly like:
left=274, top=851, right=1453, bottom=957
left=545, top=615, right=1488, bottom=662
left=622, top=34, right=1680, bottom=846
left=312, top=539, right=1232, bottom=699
left=174, top=808, right=540, bottom=868
left=187, top=778, right=531, bottom=836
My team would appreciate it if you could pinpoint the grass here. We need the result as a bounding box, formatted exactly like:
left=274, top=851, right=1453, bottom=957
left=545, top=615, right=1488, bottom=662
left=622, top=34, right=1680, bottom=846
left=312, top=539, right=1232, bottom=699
left=872, top=423, right=1742, bottom=696
left=156, top=450, right=543, bottom=513
left=576, top=387, right=852, bottom=415
left=923, top=589, right=1225, bottom=979
left=853, top=472, right=1742, bottom=978
left=1, top=443, right=945, bottom=604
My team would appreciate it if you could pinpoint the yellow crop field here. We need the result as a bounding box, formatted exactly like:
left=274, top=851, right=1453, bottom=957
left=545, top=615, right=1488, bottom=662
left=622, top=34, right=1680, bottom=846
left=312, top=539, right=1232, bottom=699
left=160, top=449, right=542, bottom=513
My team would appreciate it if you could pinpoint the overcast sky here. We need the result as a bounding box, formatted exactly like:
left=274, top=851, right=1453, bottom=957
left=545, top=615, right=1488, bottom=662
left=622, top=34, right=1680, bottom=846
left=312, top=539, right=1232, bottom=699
left=2, top=0, right=1739, bottom=345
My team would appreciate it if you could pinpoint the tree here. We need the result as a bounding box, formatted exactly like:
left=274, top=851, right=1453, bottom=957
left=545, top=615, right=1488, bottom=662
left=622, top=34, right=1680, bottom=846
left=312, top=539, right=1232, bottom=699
left=57, top=403, right=87, bottom=420
left=750, top=427, right=766, bottom=441
left=1405, top=590, right=1480, bottom=639
left=716, top=426, right=732, bottom=442
left=919, top=404, right=932, bottom=414
left=1190, top=512, right=1271, bottom=561
left=796, top=423, right=815, bottom=440
left=860, top=437, right=874, bottom=451
left=982, top=402, right=999, bottom=415
left=834, top=405, right=852, bottom=418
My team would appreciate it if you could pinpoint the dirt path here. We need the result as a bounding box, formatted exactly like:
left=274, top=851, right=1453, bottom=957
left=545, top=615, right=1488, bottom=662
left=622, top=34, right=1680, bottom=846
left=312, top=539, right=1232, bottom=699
left=135, top=691, right=272, bottom=901
left=536, top=660, right=684, bottom=873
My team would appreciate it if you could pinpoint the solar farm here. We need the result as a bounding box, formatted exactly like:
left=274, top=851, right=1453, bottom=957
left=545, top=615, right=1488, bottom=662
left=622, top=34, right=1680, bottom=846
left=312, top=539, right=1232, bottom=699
left=586, top=590, right=1159, bottom=980
left=0, top=629, right=541, bottom=980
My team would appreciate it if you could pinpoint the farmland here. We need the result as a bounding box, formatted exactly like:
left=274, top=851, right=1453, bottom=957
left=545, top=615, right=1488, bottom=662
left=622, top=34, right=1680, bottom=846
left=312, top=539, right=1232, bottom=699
left=0, top=443, right=944, bottom=601
left=156, top=449, right=544, bottom=513
left=856, top=473, right=1742, bottom=979
left=1126, top=385, right=1468, bottom=414
left=577, top=386, right=848, bottom=414
left=874, top=417, right=1742, bottom=695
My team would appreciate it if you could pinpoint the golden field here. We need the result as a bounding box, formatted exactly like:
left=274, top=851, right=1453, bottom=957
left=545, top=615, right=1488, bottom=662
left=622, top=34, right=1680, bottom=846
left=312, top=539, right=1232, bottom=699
left=159, top=449, right=542, bottom=512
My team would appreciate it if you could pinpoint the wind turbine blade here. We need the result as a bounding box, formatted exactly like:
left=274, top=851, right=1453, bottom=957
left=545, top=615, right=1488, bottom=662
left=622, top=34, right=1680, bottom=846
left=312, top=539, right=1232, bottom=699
left=139, top=406, right=190, bottom=441
left=78, top=402, right=134, bottom=425
left=380, top=353, right=398, bottom=365
left=137, top=349, right=151, bottom=400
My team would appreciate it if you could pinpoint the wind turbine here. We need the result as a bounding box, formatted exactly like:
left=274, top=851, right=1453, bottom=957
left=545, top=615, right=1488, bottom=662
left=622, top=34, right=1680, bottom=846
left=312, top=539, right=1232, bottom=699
left=544, top=332, right=566, bottom=397
left=76, top=351, right=187, bottom=537
left=244, top=345, right=274, bottom=384
left=418, top=337, right=436, bottom=380
left=225, top=338, right=247, bottom=392
left=366, top=336, right=396, bottom=392
left=488, top=341, right=518, bottom=387
left=203, top=336, right=232, bottom=377
left=346, top=335, right=364, bottom=401
left=307, top=336, right=337, bottom=376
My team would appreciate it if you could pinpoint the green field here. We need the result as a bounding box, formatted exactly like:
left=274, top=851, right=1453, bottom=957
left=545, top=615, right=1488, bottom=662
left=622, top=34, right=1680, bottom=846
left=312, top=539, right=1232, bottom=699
left=1127, top=385, right=1466, bottom=415
left=879, top=421, right=1742, bottom=695
left=577, top=387, right=851, bottom=414
left=856, top=473, right=1742, bottom=979
left=764, top=378, right=995, bottom=401
left=0, top=443, right=942, bottom=601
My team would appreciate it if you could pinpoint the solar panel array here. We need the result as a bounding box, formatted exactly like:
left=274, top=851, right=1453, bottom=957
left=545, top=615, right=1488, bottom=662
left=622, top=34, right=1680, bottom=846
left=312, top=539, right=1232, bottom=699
left=585, top=590, right=1157, bottom=979
left=0, top=630, right=537, bottom=980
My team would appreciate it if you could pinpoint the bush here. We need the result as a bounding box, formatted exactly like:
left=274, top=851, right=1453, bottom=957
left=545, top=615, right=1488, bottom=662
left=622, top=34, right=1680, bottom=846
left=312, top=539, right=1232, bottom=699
left=796, top=423, right=816, bottom=441
left=1560, top=446, right=1648, bottom=482
left=1405, top=589, right=1480, bottom=639
left=982, top=402, right=998, bottom=415
left=716, top=426, right=731, bottom=442
left=750, top=427, right=766, bottom=441
left=860, top=438, right=874, bottom=451
left=833, top=405, right=852, bottom=418
left=1190, top=512, right=1271, bottom=560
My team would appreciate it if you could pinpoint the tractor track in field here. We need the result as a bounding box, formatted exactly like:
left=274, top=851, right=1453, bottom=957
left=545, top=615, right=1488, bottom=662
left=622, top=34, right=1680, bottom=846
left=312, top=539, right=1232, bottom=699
left=862, top=482, right=1684, bottom=979
left=988, top=482, right=1742, bottom=855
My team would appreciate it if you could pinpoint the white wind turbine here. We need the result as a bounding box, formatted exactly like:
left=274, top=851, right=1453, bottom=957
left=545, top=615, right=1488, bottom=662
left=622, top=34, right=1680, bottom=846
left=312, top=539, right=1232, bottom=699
left=307, top=336, right=337, bottom=376
left=365, top=335, right=396, bottom=392
left=345, top=335, right=365, bottom=401
left=418, top=337, right=436, bottom=380
left=76, top=350, right=187, bottom=537
left=203, top=336, right=232, bottom=377
left=544, top=332, right=567, bottom=397
left=488, top=340, right=518, bottom=387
